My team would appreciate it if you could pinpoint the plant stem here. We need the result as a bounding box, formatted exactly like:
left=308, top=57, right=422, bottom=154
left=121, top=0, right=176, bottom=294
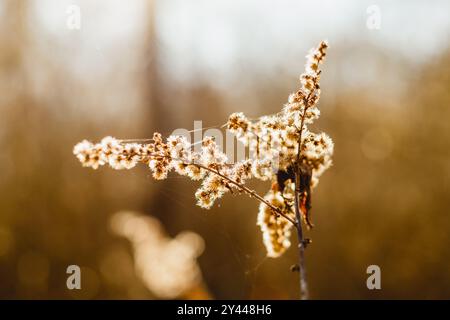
left=291, top=88, right=316, bottom=300
left=294, top=170, right=309, bottom=300
left=145, top=153, right=298, bottom=226
left=195, top=163, right=298, bottom=226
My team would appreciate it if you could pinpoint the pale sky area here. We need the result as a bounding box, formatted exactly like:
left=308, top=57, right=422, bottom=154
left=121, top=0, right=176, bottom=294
left=13, top=0, right=450, bottom=88
left=158, top=0, right=450, bottom=75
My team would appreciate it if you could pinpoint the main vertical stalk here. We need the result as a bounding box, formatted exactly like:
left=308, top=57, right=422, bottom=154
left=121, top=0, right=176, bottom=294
left=294, top=170, right=309, bottom=300
left=293, top=90, right=313, bottom=300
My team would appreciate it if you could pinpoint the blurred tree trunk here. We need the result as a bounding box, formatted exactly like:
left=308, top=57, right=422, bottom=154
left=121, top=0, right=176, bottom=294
left=141, top=1, right=181, bottom=225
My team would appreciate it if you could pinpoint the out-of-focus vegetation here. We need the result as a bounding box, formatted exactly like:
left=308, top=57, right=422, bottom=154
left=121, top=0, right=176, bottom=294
left=0, top=0, right=449, bottom=299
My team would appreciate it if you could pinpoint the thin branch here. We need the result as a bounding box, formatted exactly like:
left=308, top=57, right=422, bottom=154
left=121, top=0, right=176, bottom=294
left=192, top=163, right=298, bottom=227
left=144, top=153, right=298, bottom=227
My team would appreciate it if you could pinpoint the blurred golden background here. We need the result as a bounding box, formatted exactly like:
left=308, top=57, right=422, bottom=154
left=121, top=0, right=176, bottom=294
left=0, top=0, right=449, bottom=299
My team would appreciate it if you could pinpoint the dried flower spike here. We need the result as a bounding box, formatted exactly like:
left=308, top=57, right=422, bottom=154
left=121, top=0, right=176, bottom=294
left=74, top=41, right=333, bottom=299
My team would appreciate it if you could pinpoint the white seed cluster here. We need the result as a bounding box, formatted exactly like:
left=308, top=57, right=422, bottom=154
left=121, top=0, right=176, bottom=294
left=74, top=133, right=253, bottom=209
left=226, top=41, right=332, bottom=184
left=257, top=181, right=296, bottom=258
left=226, top=41, right=333, bottom=256
left=74, top=41, right=333, bottom=258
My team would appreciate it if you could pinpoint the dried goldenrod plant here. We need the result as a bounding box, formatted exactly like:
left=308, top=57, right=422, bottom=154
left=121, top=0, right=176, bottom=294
left=74, top=41, right=333, bottom=299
